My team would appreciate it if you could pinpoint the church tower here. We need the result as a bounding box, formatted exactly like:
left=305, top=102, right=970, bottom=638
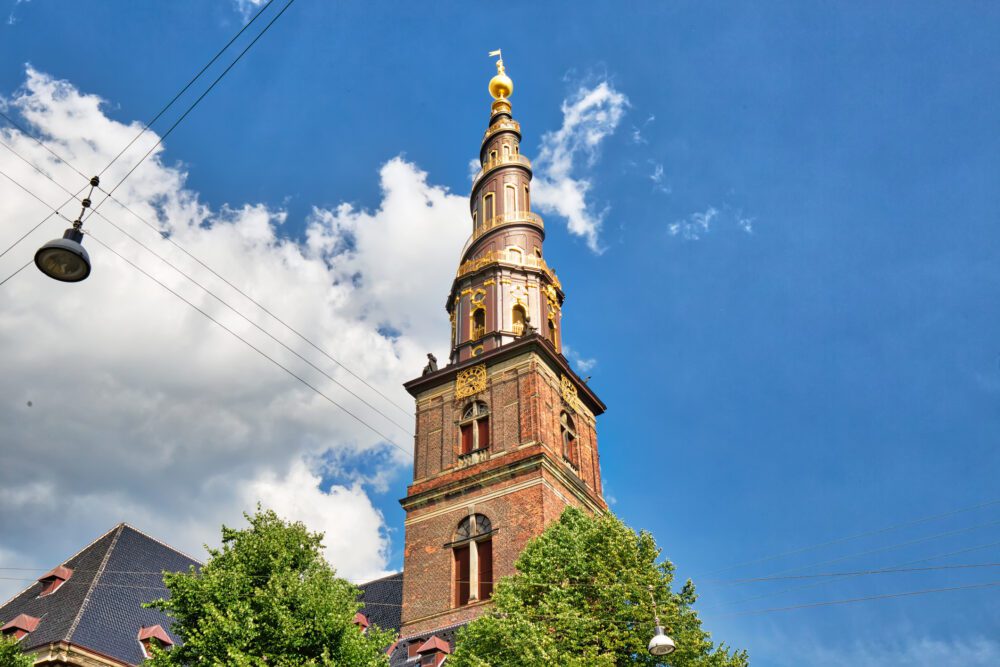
left=399, top=54, right=607, bottom=636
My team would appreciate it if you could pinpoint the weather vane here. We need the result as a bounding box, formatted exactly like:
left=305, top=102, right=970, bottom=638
left=487, top=49, right=513, bottom=100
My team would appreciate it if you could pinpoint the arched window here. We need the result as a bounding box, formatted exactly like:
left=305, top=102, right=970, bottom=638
left=502, top=143, right=511, bottom=159
left=471, top=308, right=486, bottom=341
left=504, top=184, right=517, bottom=214
left=460, top=401, right=490, bottom=455
left=508, top=247, right=523, bottom=265
left=561, top=411, right=578, bottom=469
left=512, top=305, right=526, bottom=336
left=453, top=513, right=494, bottom=606
left=548, top=317, right=558, bottom=350
left=482, top=192, right=495, bottom=222
left=523, top=184, right=530, bottom=209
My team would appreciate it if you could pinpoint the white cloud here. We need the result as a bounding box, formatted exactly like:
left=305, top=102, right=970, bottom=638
left=630, top=113, right=655, bottom=145
left=0, top=68, right=467, bottom=596
left=649, top=161, right=671, bottom=194
left=562, top=344, right=597, bottom=375
left=668, top=206, right=718, bottom=241
left=667, top=205, right=757, bottom=240
left=532, top=81, right=628, bottom=253
left=245, top=459, right=391, bottom=582
left=232, top=0, right=267, bottom=21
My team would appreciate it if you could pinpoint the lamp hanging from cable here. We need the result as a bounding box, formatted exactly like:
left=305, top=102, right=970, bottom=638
left=647, top=585, right=677, bottom=658
left=34, top=176, right=98, bottom=282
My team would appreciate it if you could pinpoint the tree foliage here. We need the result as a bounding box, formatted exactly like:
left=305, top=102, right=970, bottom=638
left=450, top=508, right=748, bottom=667
left=146, top=507, right=393, bottom=666
left=0, top=633, right=34, bottom=667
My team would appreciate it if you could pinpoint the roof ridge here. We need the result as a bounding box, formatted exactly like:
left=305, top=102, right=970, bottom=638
left=0, top=523, right=125, bottom=611
left=357, top=571, right=403, bottom=587
left=117, top=523, right=203, bottom=566
left=65, top=524, right=124, bottom=643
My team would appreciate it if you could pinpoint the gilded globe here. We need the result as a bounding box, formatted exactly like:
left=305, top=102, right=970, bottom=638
left=489, top=71, right=513, bottom=99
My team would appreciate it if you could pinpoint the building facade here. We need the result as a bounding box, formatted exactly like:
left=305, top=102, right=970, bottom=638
left=393, top=55, right=609, bottom=648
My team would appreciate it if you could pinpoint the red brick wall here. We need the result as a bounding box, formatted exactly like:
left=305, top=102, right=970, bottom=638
left=400, top=350, right=606, bottom=634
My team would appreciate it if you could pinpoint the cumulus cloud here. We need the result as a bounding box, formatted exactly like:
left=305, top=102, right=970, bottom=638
left=532, top=81, right=628, bottom=253
left=0, top=68, right=466, bottom=596
left=246, top=459, right=391, bottom=581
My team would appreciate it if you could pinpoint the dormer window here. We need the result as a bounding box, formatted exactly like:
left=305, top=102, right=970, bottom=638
left=2, top=614, right=40, bottom=641
left=353, top=612, right=369, bottom=633
left=416, top=635, right=451, bottom=667
left=37, top=565, right=73, bottom=596
left=138, top=625, right=174, bottom=659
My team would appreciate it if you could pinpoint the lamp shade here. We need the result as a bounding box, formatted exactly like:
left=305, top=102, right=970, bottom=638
left=648, top=626, right=676, bottom=657
left=35, top=227, right=91, bottom=282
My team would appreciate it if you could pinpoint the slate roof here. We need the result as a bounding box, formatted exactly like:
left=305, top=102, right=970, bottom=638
left=0, top=523, right=200, bottom=666
left=356, top=572, right=470, bottom=666
left=357, top=571, right=404, bottom=634
left=387, top=621, right=467, bottom=667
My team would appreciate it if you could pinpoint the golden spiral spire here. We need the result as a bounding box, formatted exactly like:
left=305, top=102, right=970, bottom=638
left=488, top=49, right=513, bottom=100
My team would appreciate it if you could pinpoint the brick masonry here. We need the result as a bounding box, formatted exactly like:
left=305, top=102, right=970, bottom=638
left=399, top=348, right=606, bottom=635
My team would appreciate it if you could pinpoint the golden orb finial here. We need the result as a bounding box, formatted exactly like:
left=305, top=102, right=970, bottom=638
left=488, top=49, right=513, bottom=100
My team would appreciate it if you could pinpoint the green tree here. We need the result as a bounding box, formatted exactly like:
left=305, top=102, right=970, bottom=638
left=0, top=633, right=34, bottom=667
left=450, top=508, right=748, bottom=667
left=146, top=507, right=393, bottom=666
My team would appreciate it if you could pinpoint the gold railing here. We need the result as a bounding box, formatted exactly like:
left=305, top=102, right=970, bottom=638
left=512, top=322, right=525, bottom=336
left=471, top=325, right=486, bottom=341
left=456, top=249, right=562, bottom=289
left=471, top=211, right=543, bottom=243
left=471, top=154, right=532, bottom=189
left=483, top=120, right=520, bottom=142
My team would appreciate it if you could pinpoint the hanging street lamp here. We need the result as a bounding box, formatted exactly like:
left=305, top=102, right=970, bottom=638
left=34, top=176, right=99, bottom=282
left=647, top=585, right=677, bottom=658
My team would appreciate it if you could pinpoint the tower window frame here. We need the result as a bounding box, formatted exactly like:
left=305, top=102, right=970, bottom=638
left=560, top=411, right=579, bottom=470
left=459, top=400, right=490, bottom=455
left=451, top=513, right=495, bottom=606
left=482, top=192, right=496, bottom=222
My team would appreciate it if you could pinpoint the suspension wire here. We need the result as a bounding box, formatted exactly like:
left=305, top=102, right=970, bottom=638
left=3, top=562, right=1000, bottom=589
left=96, top=190, right=414, bottom=417
left=84, top=228, right=409, bottom=456
left=0, top=108, right=89, bottom=181
left=0, top=1, right=275, bottom=183
left=87, top=0, right=297, bottom=220
left=709, top=541, right=1000, bottom=609
left=0, top=259, right=33, bottom=287
left=97, top=0, right=277, bottom=178
left=0, top=126, right=413, bottom=425
left=692, top=497, right=1000, bottom=578
left=0, top=576, right=997, bottom=623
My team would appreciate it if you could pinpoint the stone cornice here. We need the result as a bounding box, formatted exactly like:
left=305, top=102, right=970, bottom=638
left=404, top=335, right=606, bottom=415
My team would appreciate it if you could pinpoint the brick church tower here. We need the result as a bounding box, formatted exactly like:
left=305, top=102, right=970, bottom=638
left=398, top=54, right=608, bottom=637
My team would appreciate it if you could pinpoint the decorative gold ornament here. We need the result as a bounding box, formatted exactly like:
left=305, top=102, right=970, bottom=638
left=455, top=364, right=488, bottom=399
left=544, top=283, right=561, bottom=314
left=488, top=49, right=513, bottom=100
left=470, top=288, right=486, bottom=306
left=560, top=374, right=579, bottom=407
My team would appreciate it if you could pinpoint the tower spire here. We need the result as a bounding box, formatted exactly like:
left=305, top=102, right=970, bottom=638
left=444, top=52, right=564, bottom=364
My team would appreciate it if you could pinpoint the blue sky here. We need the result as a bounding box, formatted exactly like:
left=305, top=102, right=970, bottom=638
left=1, top=1, right=999, bottom=665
